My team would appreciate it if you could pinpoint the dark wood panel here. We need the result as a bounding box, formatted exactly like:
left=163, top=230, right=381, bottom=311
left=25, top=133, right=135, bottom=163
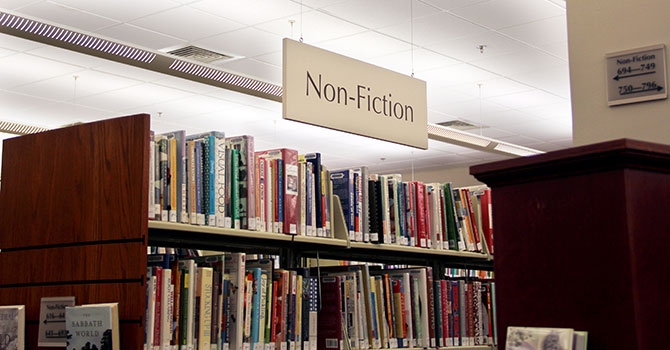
left=471, top=138, right=670, bottom=187
left=0, top=114, right=149, bottom=249
left=491, top=170, right=637, bottom=349
left=623, top=169, right=670, bottom=349
left=0, top=242, right=146, bottom=285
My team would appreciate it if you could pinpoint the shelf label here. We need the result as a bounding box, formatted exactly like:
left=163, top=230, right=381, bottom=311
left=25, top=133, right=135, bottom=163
left=283, top=38, right=427, bottom=149
left=606, top=44, right=667, bottom=106
left=38, top=296, right=75, bottom=347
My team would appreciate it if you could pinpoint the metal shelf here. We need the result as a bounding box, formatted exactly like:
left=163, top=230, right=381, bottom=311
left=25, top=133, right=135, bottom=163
left=148, top=221, right=494, bottom=271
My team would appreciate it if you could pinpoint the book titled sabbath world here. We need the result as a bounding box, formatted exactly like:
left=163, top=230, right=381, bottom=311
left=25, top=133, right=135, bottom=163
left=0, top=305, right=25, bottom=350
left=506, top=326, right=574, bottom=350
left=65, top=303, right=119, bottom=350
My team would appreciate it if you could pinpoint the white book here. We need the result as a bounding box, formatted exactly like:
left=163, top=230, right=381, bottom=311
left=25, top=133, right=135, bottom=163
left=259, top=158, right=266, bottom=233
left=66, top=303, right=120, bottom=350
left=266, top=160, right=274, bottom=233
left=146, top=274, right=157, bottom=348
left=299, top=162, right=306, bottom=235
left=198, top=267, right=214, bottom=350
left=0, top=305, right=24, bottom=350
left=506, top=327, right=574, bottom=350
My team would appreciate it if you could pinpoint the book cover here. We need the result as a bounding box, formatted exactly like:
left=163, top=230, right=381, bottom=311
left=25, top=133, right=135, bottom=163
left=0, top=305, right=24, bottom=350
left=197, top=267, right=214, bottom=350
left=480, top=188, right=494, bottom=254
left=318, top=276, right=342, bottom=350
left=464, top=189, right=482, bottom=251
left=231, top=148, right=240, bottom=229
left=226, top=136, right=256, bottom=230
left=451, top=281, right=461, bottom=346
left=303, top=153, right=323, bottom=235
left=505, top=327, right=574, bottom=350
left=331, top=170, right=354, bottom=240
left=178, top=259, right=196, bottom=349
left=65, top=303, right=119, bottom=350
left=187, top=140, right=197, bottom=224
left=224, top=253, right=246, bottom=350
left=368, top=179, right=381, bottom=243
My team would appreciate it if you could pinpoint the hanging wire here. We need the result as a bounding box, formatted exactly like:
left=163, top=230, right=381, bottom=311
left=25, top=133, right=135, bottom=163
left=289, top=19, right=295, bottom=39
left=478, top=83, right=483, bottom=136
left=410, top=0, right=415, bottom=77
left=72, top=75, right=78, bottom=105
left=411, top=151, right=415, bottom=181
left=300, top=0, right=304, bottom=42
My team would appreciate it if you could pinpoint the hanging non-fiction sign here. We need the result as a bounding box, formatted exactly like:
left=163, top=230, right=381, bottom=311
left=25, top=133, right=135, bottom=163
left=606, top=44, right=667, bottom=106
left=283, top=38, right=428, bottom=149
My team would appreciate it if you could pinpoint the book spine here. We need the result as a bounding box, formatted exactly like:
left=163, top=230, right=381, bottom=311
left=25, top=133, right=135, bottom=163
left=202, top=137, right=211, bottom=226
left=299, top=162, right=306, bottom=235
left=198, top=267, right=213, bottom=350
left=440, top=280, right=450, bottom=347
left=465, top=189, right=482, bottom=251
left=188, top=141, right=197, bottom=225
left=426, top=271, right=436, bottom=348
left=195, top=141, right=204, bottom=225
left=170, top=138, right=177, bottom=222
left=215, top=137, right=227, bottom=228
left=149, top=140, right=155, bottom=219
left=161, top=268, right=172, bottom=349
left=283, top=150, right=299, bottom=234
left=434, top=280, right=442, bottom=348
left=231, top=149, right=240, bottom=229
left=267, top=160, right=274, bottom=233
left=277, top=159, right=284, bottom=234
left=451, top=281, right=460, bottom=346
left=305, top=154, right=323, bottom=235
left=258, top=157, right=266, bottom=232
left=318, top=276, right=342, bottom=350
left=146, top=270, right=156, bottom=348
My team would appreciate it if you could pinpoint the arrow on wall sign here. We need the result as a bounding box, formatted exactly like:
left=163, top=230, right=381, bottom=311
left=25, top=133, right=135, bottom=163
left=613, top=71, right=655, bottom=80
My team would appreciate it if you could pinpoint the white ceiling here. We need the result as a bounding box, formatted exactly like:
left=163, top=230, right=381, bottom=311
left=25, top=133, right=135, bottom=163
left=0, top=0, right=572, bottom=174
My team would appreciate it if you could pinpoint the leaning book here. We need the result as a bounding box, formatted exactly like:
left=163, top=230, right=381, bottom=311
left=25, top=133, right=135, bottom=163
left=506, top=326, right=574, bottom=350
left=0, top=305, right=25, bottom=350
left=66, top=303, right=120, bottom=350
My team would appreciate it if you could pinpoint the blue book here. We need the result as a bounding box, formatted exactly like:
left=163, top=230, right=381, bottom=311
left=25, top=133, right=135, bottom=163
left=331, top=170, right=354, bottom=237
left=208, top=135, right=216, bottom=224
left=306, top=164, right=313, bottom=229
left=246, top=267, right=262, bottom=346
left=304, top=153, right=322, bottom=232
left=195, top=140, right=203, bottom=220
left=277, top=159, right=284, bottom=230
left=370, top=285, right=380, bottom=348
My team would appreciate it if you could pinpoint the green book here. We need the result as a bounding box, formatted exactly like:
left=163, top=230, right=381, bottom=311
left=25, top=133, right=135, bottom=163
left=231, top=148, right=240, bottom=229
left=442, top=183, right=459, bottom=250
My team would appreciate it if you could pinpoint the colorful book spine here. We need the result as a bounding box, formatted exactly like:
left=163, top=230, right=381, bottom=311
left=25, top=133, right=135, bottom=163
left=225, top=136, right=255, bottom=230
left=304, top=153, right=323, bottom=236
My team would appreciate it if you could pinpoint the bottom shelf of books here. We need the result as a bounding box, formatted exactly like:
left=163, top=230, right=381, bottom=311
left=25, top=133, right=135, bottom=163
left=143, top=248, right=497, bottom=350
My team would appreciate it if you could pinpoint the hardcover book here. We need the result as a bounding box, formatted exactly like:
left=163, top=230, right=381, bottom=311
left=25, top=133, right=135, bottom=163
left=505, top=327, right=574, bottom=350
left=65, top=303, right=120, bottom=350
left=0, top=305, right=24, bottom=350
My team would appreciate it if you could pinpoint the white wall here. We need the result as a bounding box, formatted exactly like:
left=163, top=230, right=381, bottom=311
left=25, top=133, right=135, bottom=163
left=567, top=0, right=670, bottom=146
left=396, top=165, right=483, bottom=187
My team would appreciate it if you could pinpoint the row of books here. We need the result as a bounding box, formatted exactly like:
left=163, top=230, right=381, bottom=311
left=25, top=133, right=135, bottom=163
left=334, top=169, right=494, bottom=253
left=145, top=249, right=497, bottom=350
left=317, top=265, right=497, bottom=350
left=145, top=252, right=319, bottom=350
left=148, top=131, right=335, bottom=237
left=148, top=131, right=493, bottom=253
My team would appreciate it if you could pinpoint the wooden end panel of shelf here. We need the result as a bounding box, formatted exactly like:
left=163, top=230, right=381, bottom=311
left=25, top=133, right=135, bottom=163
left=0, top=282, right=144, bottom=349
left=472, top=139, right=670, bottom=350
left=622, top=168, right=670, bottom=350
left=0, top=242, right=146, bottom=285
left=0, top=114, right=150, bottom=248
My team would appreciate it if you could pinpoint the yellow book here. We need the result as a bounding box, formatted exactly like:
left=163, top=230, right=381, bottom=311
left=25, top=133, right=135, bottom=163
left=197, top=267, right=213, bottom=350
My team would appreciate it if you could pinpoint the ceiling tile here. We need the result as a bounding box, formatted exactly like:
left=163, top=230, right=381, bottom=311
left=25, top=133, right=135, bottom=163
left=510, top=64, right=570, bottom=98
left=136, top=94, right=243, bottom=122
left=504, top=118, right=572, bottom=142
left=0, top=0, right=40, bottom=10
left=519, top=101, right=572, bottom=120
left=14, top=1, right=119, bottom=31
left=0, top=32, right=43, bottom=52
left=0, top=52, right=83, bottom=89
left=450, top=77, right=533, bottom=99
left=75, top=82, right=193, bottom=112
left=431, top=30, right=529, bottom=63
left=321, top=0, right=439, bottom=29
left=190, top=0, right=302, bottom=26
left=463, top=109, right=542, bottom=128
left=195, top=27, right=282, bottom=58
left=216, top=58, right=282, bottom=84
left=50, top=0, right=180, bottom=22
left=92, top=60, right=171, bottom=82
left=495, top=133, right=545, bottom=146
left=499, top=15, right=567, bottom=47
left=416, top=63, right=498, bottom=88
left=96, top=23, right=187, bottom=50
left=297, top=0, right=349, bottom=9
left=0, top=47, right=17, bottom=59
left=12, top=68, right=143, bottom=102
left=205, top=89, right=281, bottom=113
left=471, top=47, right=566, bottom=76
left=537, top=41, right=568, bottom=60
left=0, top=90, right=53, bottom=117
left=9, top=101, right=114, bottom=128
left=433, top=98, right=508, bottom=121
left=366, top=48, right=460, bottom=75
left=427, top=87, right=476, bottom=109
left=377, top=12, right=488, bottom=46
left=449, top=0, right=564, bottom=30
left=254, top=10, right=366, bottom=44
left=487, top=89, right=566, bottom=109
left=253, top=51, right=282, bottom=66
left=130, top=6, right=242, bottom=42
left=315, top=31, right=410, bottom=61
left=421, top=0, right=491, bottom=11
left=152, top=76, right=223, bottom=95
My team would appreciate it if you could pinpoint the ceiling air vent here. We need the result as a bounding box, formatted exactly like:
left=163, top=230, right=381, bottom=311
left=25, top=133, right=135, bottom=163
left=0, top=120, right=49, bottom=135
left=166, top=45, right=233, bottom=64
left=436, top=120, right=484, bottom=131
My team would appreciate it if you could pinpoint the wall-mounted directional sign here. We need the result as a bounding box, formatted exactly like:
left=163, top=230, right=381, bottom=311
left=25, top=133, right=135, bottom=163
left=606, top=44, right=667, bottom=106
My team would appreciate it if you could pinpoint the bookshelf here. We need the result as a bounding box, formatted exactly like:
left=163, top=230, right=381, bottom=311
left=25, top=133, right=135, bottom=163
left=0, top=114, right=493, bottom=349
left=471, top=139, right=670, bottom=350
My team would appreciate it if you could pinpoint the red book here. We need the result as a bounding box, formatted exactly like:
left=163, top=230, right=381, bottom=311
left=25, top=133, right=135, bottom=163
left=466, top=282, right=474, bottom=345
left=425, top=185, right=433, bottom=248
left=451, top=281, right=460, bottom=344
left=318, top=276, right=343, bottom=350
left=255, top=149, right=299, bottom=234
left=480, top=189, right=494, bottom=254
left=440, top=280, right=449, bottom=346
left=414, top=182, right=428, bottom=248
left=152, top=266, right=163, bottom=348
left=270, top=280, right=279, bottom=342
left=272, top=270, right=289, bottom=347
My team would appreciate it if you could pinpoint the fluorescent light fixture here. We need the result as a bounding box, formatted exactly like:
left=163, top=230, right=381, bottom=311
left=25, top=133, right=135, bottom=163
left=0, top=10, right=282, bottom=102
left=427, top=122, right=544, bottom=157
left=0, top=120, right=49, bottom=135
